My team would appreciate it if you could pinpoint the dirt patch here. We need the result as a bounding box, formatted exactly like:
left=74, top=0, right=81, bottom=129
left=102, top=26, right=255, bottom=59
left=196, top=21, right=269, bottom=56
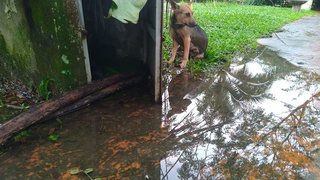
left=0, top=78, right=37, bottom=123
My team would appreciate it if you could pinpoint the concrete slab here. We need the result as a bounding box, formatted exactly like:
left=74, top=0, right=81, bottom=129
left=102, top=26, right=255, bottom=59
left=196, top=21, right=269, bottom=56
left=258, top=15, right=320, bottom=74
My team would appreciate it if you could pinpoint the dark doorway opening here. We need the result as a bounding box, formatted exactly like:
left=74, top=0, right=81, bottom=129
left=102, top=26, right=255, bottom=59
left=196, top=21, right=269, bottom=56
left=313, top=0, right=320, bottom=10
left=82, top=1, right=148, bottom=80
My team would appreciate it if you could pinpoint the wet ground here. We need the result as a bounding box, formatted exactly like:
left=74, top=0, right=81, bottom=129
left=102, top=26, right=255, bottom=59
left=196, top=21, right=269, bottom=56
left=1, top=16, right=320, bottom=179
left=0, top=79, right=37, bottom=124
left=258, top=15, right=320, bottom=73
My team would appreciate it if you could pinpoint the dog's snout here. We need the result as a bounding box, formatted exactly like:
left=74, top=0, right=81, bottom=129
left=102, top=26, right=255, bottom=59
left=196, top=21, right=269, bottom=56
left=189, top=20, right=196, bottom=27
left=186, top=12, right=196, bottom=26
left=187, top=18, right=196, bottom=27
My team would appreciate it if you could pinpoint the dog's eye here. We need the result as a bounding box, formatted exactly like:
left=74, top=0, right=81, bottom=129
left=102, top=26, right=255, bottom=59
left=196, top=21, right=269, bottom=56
left=185, top=12, right=191, bottom=17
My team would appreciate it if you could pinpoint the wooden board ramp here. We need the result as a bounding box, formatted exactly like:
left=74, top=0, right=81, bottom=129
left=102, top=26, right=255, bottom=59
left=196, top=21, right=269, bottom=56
left=0, top=73, right=144, bottom=145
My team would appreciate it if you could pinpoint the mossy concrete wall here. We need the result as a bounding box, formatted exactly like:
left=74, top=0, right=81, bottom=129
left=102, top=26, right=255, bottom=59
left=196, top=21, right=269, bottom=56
left=0, top=0, right=36, bottom=87
left=0, top=0, right=88, bottom=93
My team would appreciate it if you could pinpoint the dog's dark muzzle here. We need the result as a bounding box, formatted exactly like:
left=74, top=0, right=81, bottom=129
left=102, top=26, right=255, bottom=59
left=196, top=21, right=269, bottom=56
left=187, top=23, right=197, bottom=28
left=173, top=23, right=198, bottom=29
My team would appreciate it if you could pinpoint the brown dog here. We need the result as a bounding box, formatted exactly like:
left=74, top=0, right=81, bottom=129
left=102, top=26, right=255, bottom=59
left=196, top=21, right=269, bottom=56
left=168, top=0, right=208, bottom=68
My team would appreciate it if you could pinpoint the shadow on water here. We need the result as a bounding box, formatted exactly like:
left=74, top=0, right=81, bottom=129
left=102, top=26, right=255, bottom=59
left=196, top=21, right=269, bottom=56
left=1, top=47, right=320, bottom=179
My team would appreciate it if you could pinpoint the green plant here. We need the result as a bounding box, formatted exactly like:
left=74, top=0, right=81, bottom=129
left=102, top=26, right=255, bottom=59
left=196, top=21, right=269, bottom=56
left=0, top=99, right=4, bottom=108
left=48, top=134, right=59, bottom=142
left=37, top=78, right=55, bottom=101
left=14, top=130, right=29, bottom=142
left=243, top=0, right=290, bottom=6
left=19, top=103, right=30, bottom=110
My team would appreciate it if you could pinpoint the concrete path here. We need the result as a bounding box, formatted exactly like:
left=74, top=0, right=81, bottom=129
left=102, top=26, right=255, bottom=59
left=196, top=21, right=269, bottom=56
left=258, top=15, right=320, bottom=74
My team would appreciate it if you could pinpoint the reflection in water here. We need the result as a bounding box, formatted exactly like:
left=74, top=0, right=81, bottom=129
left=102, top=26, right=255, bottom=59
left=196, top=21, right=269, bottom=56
left=0, top=48, right=320, bottom=179
left=161, top=48, right=320, bottom=179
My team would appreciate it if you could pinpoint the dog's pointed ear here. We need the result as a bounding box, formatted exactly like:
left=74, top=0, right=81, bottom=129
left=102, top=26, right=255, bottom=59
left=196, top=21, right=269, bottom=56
left=168, top=0, right=179, bottom=10
left=188, top=0, right=193, bottom=9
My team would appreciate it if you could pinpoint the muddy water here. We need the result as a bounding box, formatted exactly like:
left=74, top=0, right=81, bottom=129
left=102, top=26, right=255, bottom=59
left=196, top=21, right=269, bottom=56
left=0, top=86, right=164, bottom=179
left=0, top=46, right=320, bottom=179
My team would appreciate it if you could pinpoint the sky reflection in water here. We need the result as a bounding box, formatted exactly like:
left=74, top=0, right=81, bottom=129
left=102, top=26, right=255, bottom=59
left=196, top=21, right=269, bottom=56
left=161, top=48, right=320, bottom=179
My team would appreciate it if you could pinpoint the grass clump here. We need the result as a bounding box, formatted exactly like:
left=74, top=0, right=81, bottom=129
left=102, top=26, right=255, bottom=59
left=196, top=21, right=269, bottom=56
left=163, top=2, right=316, bottom=72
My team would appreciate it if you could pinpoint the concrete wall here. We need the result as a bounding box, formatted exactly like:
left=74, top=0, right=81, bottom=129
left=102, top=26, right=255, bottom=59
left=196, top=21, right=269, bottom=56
left=0, top=0, right=36, bottom=86
left=0, top=0, right=88, bottom=93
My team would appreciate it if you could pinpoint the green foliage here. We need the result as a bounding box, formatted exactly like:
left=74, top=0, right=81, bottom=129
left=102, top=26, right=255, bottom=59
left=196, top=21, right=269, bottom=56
left=37, top=78, right=55, bottom=101
left=14, top=130, right=29, bottom=142
left=19, top=103, right=29, bottom=110
left=48, top=134, right=59, bottom=142
left=188, top=0, right=288, bottom=6
left=0, top=99, right=4, bottom=108
left=163, top=2, right=316, bottom=72
left=242, top=0, right=289, bottom=6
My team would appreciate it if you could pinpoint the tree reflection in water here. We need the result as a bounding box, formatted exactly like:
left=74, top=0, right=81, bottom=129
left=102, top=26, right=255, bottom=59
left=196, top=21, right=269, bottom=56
left=161, top=49, right=320, bottom=179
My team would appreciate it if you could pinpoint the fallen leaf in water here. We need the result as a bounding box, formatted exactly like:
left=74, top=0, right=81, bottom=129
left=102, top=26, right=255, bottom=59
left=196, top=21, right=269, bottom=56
left=69, top=167, right=82, bottom=175
left=128, top=109, right=144, bottom=117
left=131, top=162, right=141, bottom=169
left=84, top=168, right=94, bottom=174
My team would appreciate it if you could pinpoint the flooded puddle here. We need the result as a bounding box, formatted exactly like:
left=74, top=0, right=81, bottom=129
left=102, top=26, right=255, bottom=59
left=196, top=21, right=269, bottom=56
left=161, top=47, right=320, bottom=179
left=1, top=15, right=320, bottom=179
left=1, top=46, right=320, bottom=179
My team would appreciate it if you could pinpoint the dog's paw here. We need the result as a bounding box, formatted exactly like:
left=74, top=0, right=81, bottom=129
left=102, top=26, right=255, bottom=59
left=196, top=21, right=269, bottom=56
left=180, top=60, right=188, bottom=69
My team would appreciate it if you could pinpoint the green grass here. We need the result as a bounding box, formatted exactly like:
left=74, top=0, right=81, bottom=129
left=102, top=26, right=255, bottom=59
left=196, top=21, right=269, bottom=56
left=163, top=2, right=316, bottom=72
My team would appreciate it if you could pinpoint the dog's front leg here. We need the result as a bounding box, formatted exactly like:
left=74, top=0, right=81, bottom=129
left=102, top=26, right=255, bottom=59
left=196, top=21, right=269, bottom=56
left=168, top=40, right=179, bottom=65
left=180, top=36, right=191, bottom=68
